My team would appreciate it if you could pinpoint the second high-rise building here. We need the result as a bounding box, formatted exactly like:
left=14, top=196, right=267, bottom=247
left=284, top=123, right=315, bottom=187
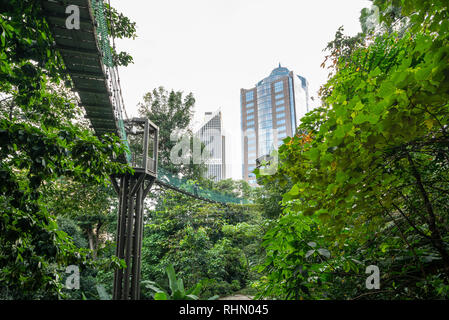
left=195, top=110, right=226, bottom=182
left=241, top=64, right=309, bottom=185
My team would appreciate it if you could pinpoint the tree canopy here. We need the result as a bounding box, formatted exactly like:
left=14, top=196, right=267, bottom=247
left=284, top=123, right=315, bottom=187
left=1, top=0, right=448, bottom=301
left=255, top=0, right=449, bottom=299
left=0, top=0, right=135, bottom=298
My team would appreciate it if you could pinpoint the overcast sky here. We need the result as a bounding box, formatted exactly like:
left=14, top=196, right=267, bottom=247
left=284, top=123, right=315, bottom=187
left=111, top=0, right=371, bottom=180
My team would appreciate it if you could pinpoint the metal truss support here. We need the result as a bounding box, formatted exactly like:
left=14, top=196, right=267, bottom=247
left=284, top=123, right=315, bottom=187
left=112, top=173, right=155, bottom=300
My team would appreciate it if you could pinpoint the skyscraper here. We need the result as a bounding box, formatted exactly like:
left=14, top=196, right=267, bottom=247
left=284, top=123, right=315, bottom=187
left=195, top=110, right=226, bottom=182
left=241, top=64, right=310, bottom=185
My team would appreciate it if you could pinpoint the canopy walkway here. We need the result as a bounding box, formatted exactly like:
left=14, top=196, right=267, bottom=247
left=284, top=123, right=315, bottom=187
left=42, top=0, right=248, bottom=205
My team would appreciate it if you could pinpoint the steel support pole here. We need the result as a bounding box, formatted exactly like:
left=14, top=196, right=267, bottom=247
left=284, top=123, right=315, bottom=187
left=121, top=176, right=135, bottom=300
left=112, top=117, right=158, bottom=300
left=130, top=184, right=143, bottom=299
left=113, top=175, right=127, bottom=300
left=113, top=173, right=153, bottom=300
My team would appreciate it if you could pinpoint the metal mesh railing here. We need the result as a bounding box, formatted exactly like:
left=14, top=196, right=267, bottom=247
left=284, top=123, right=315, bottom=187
left=91, top=0, right=113, bottom=67
left=91, top=0, right=132, bottom=162
left=156, top=167, right=250, bottom=204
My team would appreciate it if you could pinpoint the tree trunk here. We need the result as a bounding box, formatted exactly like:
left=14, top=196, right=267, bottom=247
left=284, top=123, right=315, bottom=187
left=406, top=152, right=449, bottom=278
left=87, top=228, right=97, bottom=260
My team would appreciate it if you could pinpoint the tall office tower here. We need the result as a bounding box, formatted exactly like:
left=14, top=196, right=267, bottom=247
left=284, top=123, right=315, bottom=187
left=195, top=110, right=226, bottom=182
left=241, top=64, right=310, bottom=185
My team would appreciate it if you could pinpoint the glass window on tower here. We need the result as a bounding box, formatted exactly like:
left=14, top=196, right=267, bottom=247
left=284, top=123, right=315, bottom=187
left=259, top=119, right=272, bottom=128
left=276, top=99, right=285, bottom=106
left=246, top=91, right=254, bottom=102
left=274, top=81, right=284, bottom=93
left=276, top=106, right=285, bottom=112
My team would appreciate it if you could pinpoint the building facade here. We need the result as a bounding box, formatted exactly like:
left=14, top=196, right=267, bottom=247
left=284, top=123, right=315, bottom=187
left=195, top=110, right=226, bottom=182
left=241, top=64, right=309, bottom=185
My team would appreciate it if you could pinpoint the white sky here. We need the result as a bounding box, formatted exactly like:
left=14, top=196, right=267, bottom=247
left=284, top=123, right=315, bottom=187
left=111, top=0, right=371, bottom=180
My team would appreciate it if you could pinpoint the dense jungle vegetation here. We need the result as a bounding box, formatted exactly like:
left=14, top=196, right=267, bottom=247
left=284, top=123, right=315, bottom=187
left=1, top=0, right=448, bottom=300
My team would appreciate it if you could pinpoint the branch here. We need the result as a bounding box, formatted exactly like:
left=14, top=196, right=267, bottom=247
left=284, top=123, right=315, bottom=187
left=0, top=96, right=13, bottom=104
left=405, top=152, right=437, bottom=234
left=406, top=151, right=449, bottom=275
left=391, top=202, right=431, bottom=240
left=350, top=290, right=394, bottom=300
left=379, top=200, right=427, bottom=279
left=410, top=99, right=447, bottom=136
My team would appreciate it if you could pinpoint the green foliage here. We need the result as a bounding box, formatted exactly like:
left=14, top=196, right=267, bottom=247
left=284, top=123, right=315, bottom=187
left=143, top=264, right=218, bottom=300
left=103, top=2, right=137, bottom=67
left=43, top=179, right=117, bottom=259
left=56, top=216, right=88, bottom=251
left=96, top=284, right=112, bottom=300
left=0, top=1, right=134, bottom=299
left=255, top=0, right=449, bottom=300
left=254, top=164, right=292, bottom=219
left=138, top=87, right=201, bottom=179
left=140, top=182, right=266, bottom=299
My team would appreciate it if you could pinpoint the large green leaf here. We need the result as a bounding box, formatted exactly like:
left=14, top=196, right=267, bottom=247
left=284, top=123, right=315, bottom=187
left=154, top=292, right=168, bottom=300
